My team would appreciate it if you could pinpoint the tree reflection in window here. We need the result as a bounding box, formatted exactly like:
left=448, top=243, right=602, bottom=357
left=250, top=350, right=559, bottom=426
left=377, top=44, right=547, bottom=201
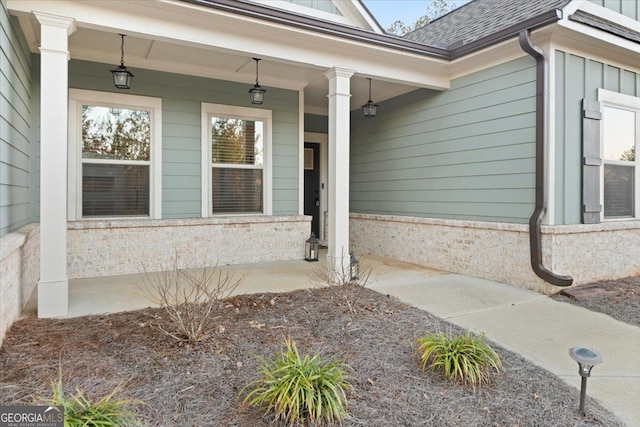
left=82, top=106, right=150, bottom=161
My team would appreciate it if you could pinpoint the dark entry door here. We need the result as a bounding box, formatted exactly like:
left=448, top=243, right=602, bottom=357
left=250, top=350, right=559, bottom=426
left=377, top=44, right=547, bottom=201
left=304, top=142, right=320, bottom=237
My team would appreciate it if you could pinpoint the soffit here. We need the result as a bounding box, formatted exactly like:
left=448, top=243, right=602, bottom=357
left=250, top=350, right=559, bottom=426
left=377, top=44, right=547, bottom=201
left=7, top=0, right=432, bottom=113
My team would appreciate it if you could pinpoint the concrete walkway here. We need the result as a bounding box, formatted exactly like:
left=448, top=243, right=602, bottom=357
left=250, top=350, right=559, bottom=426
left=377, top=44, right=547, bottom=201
left=24, top=255, right=640, bottom=425
left=370, top=274, right=640, bottom=427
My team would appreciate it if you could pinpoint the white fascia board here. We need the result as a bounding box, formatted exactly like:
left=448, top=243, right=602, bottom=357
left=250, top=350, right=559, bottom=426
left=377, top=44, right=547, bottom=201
left=557, top=0, right=640, bottom=58
left=450, top=36, right=530, bottom=81
left=562, top=0, right=640, bottom=33
left=8, top=0, right=449, bottom=90
left=550, top=26, right=640, bottom=74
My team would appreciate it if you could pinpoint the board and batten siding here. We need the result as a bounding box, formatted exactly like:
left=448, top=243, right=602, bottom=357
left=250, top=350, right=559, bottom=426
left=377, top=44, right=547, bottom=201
left=554, top=50, right=640, bottom=225
left=588, top=0, right=640, bottom=20
left=0, top=3, right=34, bottom=236
left=350, top=56, right=537, bottom=223
left=68, top=59, right=299, bottom=218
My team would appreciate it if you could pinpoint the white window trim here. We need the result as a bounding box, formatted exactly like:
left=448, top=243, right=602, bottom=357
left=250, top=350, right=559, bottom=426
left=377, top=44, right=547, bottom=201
left=68, top=89, right=163, bottom=220
left=597, top=89, right=640, bottom=220
left=201, top=103, right=272, bottom=217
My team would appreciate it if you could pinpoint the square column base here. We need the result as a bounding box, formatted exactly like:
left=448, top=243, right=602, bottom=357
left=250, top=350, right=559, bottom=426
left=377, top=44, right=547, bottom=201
left=37, top=279, right=69, bottom=318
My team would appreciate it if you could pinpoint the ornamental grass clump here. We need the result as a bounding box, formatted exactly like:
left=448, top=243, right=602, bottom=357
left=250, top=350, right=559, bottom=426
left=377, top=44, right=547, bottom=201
left=37, top=377, right=141, bottom=427
left=242, top=338, right=352, bottom=426
left=416, top=331, right=502, bottom=388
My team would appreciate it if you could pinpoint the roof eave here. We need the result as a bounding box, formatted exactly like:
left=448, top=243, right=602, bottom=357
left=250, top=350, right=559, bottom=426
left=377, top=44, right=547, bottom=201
left=179, top=0, right=450, bottom=59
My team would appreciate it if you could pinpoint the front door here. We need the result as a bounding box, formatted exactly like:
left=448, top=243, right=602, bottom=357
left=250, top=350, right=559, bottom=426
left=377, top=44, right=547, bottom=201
left=304, top=142, right=320, bottom=237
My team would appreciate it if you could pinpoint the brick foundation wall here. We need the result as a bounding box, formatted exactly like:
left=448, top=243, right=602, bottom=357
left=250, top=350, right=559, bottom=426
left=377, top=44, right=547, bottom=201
left=350, top=213, right=640, bottom=294
left=0, top=224, right=40, bottom=344
left=545, top=221, right=640, bottom=284
left=68, top=216, right=311, bottom=278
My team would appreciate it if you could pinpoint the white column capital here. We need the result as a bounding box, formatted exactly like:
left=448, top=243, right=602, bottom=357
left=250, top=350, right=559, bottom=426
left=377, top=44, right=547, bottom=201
left=33, top=11, right=76, bottom=34
left=33, top=11, right=76, bottom=55
left=324, top=67, right=356, bottom=81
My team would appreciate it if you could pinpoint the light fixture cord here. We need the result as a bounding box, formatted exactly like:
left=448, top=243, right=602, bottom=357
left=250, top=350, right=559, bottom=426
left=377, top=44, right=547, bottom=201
left=368, top=78, right=373, bottom=102
left=120, top=34, right=125, bottom=67
left=255, top=59, right=260, bottom=85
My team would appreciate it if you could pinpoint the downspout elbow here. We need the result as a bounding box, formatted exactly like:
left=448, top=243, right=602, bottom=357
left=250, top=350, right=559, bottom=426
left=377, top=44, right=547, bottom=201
left=518, top=29, right=573, bottom=287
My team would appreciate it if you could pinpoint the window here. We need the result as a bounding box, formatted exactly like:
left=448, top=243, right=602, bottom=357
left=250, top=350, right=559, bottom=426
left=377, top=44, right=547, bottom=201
left=69, top=90, right=162, bottom=220
left=598, top=89, right=639, bottom=220
left=201, top=103, right=272, bottom=216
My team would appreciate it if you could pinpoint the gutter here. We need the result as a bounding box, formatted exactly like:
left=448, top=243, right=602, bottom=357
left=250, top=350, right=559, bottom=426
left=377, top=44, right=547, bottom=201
left=179, top=0, right=450, bottom=59
left=518, top=29, right=573, bottom=287
left=450, top=10, right=563, bottom=59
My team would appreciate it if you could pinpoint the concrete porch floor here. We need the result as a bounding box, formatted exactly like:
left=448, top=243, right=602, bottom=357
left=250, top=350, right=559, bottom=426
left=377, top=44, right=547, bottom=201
left=23, top=253, right=446, bottom=318
left=21, top=254, right=640, bottom=425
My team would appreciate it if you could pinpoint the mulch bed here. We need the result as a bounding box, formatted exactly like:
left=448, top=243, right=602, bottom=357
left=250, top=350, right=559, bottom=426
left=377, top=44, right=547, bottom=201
left=0, top=287, right=623, bottom=426
left=551, top=276, right=640, bottom=329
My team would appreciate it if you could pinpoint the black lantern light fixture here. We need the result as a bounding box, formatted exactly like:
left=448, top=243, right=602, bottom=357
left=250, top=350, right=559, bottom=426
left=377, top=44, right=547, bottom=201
left=249, top=58, right=266, bottom=105
left=568, top=346, right=602, bottom=416
left=305, top=232, right=320, bottom=262
left=110, top=34, right=134, bottom=89
left=362, top=78, right=378, bottom=118
left=108, top=107, right=122, bottom=116
left=350, top=252, right=360, bottom=281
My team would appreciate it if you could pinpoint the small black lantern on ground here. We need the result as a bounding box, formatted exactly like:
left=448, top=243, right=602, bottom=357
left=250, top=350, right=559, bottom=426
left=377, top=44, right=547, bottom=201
left=350, top=252, right=360, bottom=280
left=568, top=346, right=602, bottom=416
left=305, top=233, right=320, bottom=262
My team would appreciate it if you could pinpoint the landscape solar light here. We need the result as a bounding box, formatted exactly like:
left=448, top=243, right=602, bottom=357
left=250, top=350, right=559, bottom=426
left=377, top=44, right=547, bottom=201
left=568, top=346, right=602, bottom=416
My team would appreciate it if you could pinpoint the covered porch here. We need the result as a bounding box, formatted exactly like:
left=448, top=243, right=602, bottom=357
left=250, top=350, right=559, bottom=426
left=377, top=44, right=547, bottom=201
left=7, top=0, right=450, bottom=319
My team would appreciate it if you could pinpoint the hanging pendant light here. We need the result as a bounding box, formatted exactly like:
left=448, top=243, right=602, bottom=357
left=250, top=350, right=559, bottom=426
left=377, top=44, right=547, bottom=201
left=248, top=58, right=266, bottom=105
left=110, top=34, right=134, bottom=89
left=362, top=78, right=378, bottom=118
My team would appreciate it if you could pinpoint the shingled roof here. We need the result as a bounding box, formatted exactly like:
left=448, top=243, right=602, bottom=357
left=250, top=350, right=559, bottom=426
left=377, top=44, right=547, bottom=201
left=405, top=0, right=572, bottom=48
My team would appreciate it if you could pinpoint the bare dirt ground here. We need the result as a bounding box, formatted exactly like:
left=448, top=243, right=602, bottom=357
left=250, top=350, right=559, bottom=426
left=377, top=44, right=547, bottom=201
left=551, top=275, right=640, bottom=329
left=0, top=286, right=624, bottom=426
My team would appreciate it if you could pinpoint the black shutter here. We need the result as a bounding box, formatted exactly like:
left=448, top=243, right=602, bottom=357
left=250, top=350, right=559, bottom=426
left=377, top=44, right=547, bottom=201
left=582, top=99, right=602, bottom=224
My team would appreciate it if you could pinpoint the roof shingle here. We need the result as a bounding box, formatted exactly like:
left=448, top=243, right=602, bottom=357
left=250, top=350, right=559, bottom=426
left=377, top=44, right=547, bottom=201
left=405, top=0, right=571, bottom=48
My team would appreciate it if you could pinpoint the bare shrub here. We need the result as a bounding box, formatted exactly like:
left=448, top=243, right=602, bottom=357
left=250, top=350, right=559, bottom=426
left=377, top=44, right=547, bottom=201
left=140, top=254, right=244, bottom=343
left=310, top=251, right=371, bottom=315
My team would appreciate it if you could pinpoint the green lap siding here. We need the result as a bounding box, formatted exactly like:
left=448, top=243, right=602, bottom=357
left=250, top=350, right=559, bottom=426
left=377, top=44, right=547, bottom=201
left=68, top=60, right=299, bottom=218
left=554, top=50, right=640, bottom=225
left=0, top=2, right=34, bottom=236
left=350, top=56, right=537, bottom=223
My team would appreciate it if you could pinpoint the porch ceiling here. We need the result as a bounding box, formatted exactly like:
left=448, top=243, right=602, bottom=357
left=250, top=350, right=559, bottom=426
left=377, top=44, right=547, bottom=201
left=9, top=0, right=447, bottom=115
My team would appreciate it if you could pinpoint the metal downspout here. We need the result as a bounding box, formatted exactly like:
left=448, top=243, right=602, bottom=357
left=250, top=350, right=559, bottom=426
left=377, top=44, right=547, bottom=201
left=518, top=29, right=573, bottom=287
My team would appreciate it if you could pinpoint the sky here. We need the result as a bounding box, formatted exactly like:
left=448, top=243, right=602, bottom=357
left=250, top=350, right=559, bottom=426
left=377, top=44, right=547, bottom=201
left=362, top=0, right=471, bottom=31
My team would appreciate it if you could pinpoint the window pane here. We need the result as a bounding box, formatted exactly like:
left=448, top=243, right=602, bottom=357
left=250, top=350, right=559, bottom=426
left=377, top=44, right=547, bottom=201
left=211, top=118, right=263, bottom=166
left=604, top=164, right=634, bottom=217
left=83, top=164, right=150, bottom=217
left=82, top=106, right=151, bottom=161
left=212, top=168, right=263, bottom=214
left=603, top=106, right=635, bottom=162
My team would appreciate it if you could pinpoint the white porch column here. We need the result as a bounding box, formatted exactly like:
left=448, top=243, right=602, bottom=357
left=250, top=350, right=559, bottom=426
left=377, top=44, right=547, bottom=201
left=35, top=12, right=76, bottom=318
left=324, top=68, right=354, bottom=271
